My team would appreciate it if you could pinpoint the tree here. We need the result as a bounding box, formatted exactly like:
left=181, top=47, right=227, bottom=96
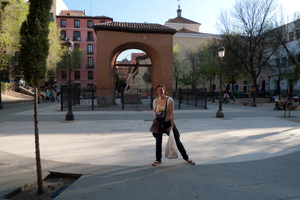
left=216, top=0, right=278, bottom=106
left=19, top=0, right=52, bottom=195
left=179, top=45, right=218, bottom=89
left=71, top=47, right=84, bottom=69
left=0, top=0, right=28, bottom=71
left=221, top=43, right=246, bottom=96
left=173, top=44, right=183, bottom=91
left=142, top=67, right=151, bottom=85
left=46, top=22, right=66, bottom=86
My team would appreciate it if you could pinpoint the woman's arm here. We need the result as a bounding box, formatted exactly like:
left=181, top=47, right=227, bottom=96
left=153, top=99, right=157, bottom=117
left=153, top=107, right=157, bottom=117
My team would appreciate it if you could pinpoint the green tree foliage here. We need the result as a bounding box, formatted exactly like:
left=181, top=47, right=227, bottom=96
left=173, top=44, right=183, bottom=91
left=47, top=22, right=66, bottom=73
left=179, top=45, right=218, bottom=89
left=19, top=0, right=52, bottom=87
left=71, top=47, right=85, bottom=69
left=0, top=0, right=28, bottom=70
left=19, top=0, right=52, bottom=195
left=142, top=67, right=151, bottom=84
left=46, top=22, right=66, bottom=85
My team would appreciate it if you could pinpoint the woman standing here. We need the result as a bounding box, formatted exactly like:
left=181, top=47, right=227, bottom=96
left=152, top=84, right=195, bottom=166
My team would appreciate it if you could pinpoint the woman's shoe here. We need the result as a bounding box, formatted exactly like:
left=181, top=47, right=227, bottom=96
left=187, top=159, right=195, bottom=165
left=152, top=161, right=161, bottom=166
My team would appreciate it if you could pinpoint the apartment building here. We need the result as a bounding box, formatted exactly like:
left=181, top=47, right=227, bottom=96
left=56, top=10, right=113, bottom=89
left=267, top=19, right=300, bottom=95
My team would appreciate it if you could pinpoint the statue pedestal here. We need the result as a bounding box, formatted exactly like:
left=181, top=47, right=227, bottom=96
left=124, top=93, right=142, bottom=104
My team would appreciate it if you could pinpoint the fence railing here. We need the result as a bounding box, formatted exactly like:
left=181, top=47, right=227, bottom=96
left=60, top=87, right=207, bottom=111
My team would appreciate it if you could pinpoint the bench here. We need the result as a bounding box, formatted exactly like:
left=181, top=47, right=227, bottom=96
left=240, top=101, right=252, bottom=106
left=293, top=98, right=300, bottom=104
left=288, top=105, right=299, bottom=110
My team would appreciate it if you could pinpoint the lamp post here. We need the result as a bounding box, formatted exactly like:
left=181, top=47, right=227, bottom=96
left=65, top=39, right=74, bottom=120
left=212, top=72, right=216, bottom=103
left=216, top=46, right=225, bottom=118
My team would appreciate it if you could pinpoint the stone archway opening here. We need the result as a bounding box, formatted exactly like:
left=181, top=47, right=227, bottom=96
left=115, top=49, right=152, bottom=100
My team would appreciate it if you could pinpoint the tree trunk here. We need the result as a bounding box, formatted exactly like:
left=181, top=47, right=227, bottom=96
left=252, top=77, right=257, bottom=107
left=277, top=79, right=281, bottom=95
left=34, top=87, right=43, bottom=194
left=231, top=75, right=235, bottom=103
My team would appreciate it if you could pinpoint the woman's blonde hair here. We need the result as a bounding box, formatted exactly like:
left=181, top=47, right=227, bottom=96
left=156, top=84, right=168, bottom=96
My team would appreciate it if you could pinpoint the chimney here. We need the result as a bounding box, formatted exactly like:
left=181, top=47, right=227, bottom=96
left=177, top=5, right=182, bottom=17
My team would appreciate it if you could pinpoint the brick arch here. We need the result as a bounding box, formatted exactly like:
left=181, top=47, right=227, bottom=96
left=94, top=22, right=176, bottom=106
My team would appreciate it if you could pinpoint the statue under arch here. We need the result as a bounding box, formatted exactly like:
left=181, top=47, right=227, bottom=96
left=124, top=65, right=144, bottom=94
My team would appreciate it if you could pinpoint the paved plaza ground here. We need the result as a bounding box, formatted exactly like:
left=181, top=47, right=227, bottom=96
left=0, top=96, right=300, bottom=199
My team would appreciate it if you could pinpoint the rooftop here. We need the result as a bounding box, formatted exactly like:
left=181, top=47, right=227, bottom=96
left=93, top=22, right=177, bottom=34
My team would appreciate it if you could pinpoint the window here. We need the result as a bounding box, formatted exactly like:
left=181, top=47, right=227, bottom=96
left=88, top=71, right=93, bottom=80
left=226, top=84, right=230, bottom=91
left=61, top=31, right=66, bottom=40
left=289, top=32, right=294, bottom=42
left=234, top=84, right=239, bottom=91
left=50, top=13, right=54, bottom=22
left=74, top=44, right=80, bottom=49
left=74, top=20, right=80, bottom=28
left=87, top=31, right=93, bottom=41
left=61, top=71, right=67, bottom=79
left=88, top=20, right=93, bottom=28
left=88, top=57, right=93, bottom=68
left=74, top=31, right=81, bottom=41
left=61, top=19, right=66, bottom=27
left=88, top=44, right=93, bottom=54
left=74, top=71, right=80, bottom=80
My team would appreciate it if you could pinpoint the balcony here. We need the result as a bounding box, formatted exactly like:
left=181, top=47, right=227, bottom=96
left=86, top=64, right=94, bottom=69
left=86, top=37, right=94, bottom=42
left=73, top=36, right=81, bottom=41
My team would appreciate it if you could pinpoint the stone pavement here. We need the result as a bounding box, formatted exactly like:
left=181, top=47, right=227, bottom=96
left=0, top=100, right=300, bottom=200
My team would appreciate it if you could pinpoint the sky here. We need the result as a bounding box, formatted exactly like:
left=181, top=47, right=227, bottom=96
left=62, top=0, right=300, bottom=34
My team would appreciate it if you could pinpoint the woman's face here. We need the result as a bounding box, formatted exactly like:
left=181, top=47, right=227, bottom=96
left=157, top=87, right=165, bottom=97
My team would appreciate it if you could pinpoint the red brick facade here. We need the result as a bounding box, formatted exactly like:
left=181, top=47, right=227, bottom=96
left=94, top=22, right=176, bottom=104
left=56, top=14, right=113, bottom=89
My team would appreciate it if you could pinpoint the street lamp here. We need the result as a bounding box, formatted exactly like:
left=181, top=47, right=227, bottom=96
left=216, top=46, right=225, bottom=118
left=65, top=38, right=74, bottom=120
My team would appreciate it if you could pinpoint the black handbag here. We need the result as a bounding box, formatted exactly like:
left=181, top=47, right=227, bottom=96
left=150, top=97, right=168, bottom=134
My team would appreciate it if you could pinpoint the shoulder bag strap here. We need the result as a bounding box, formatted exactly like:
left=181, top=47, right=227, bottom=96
left=163, top=97, right=169, bottom=118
